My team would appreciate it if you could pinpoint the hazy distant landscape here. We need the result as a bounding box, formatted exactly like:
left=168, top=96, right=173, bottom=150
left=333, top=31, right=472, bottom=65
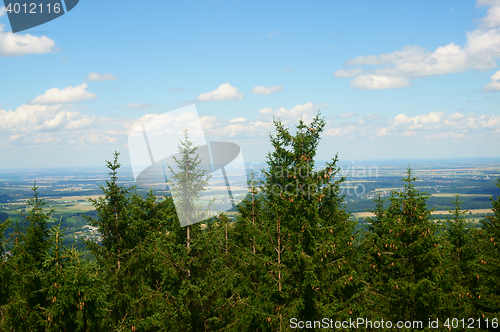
left=1, top=158, right=498, bottom=248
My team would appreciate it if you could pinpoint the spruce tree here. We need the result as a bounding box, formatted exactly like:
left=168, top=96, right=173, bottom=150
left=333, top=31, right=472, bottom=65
left=441, top=194, right=477, bottom=317
left=365, top=169, right=446, bottom=323
left=43, top=223, right=107, bottom=332
left=235, top=113, right=357, bottom=330
left=0, top=214, right=11, bottom=314
left=1, top=183, right=53, bottom=330
left=167, top=128, right=212, bottom=274
left=84, top=151, right=145, bottom=328
left=151, top=129, right=232, bottom=331
left=475, top=178, right=500, bottom=321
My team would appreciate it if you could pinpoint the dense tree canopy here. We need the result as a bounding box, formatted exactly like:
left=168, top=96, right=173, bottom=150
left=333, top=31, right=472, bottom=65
left=0, top=114, right=498, bottom=331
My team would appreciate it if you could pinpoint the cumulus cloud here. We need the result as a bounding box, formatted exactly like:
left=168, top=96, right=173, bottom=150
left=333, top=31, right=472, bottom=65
left=484, top=70, right=500, bottom=90
left=251, top=85, right=284, bottom=95
left=196, top=83, right=244, bottom=102
left=334, top=67, right=363, bottom=78
left=29, top=83, right=97, bottom=104
left=350, top=75, right=411, bottom=89
left=230, top=117, right=246, bottom=123
left=387, top=111, right=500, bottom=134
left=86, top=72, right=119, bottom=81
left=1, top=83, right=146, bottom=151
left=126, top=103, right=156, bottom=110
left=323, top=110, right=500, bottom=140
left=477, top=0, right=500, bottom=29
left=197, top=115, right=261, bottom=139
left=195, top=102, right=327, bottom=140
left=336, top=1, right=500, bottom=89
left=0, top=23, right=57, bottom=56
left=258, top=102, right=328, bottom=125
left=0, top=104, right=95, bottom=133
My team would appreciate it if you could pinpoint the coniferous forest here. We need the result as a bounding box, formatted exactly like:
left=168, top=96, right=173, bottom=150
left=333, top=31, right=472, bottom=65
left=0, top=114, right=499, bottom=331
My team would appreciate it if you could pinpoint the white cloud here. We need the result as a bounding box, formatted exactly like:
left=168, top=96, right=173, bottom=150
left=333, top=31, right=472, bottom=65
left=480, top=6, right=500, bottom=28
left=340, top=112, right=357, bottom=119
left=267, top=31, right=279, bottom=37
left=346, top=43, right=472, bottom=76
left=484, top=69, right=500, bottom=90
left=334, top=67, right=363, bottom=78
left=377, top=128, right=388, bottom=137
left=388, top=111, right=500, bottom=134
left=336, top=1, right=500, bottom=89
left=0, top=24, right=56, bottom=56
left=284, top=67, right=294, bottom=72
left=477, top=0, right=500, bottom=28
left=29, top=83, right=97, bottom=104
left=0, top=6, right=5, bottom=17
left=126, top=103, right=155, bottom=110
left=251, top=85, right=284, bottom=95
left=197, top=102, right=327, bottom=140
left=323, top=110, right=500, bottom=141
left=258, top=102, right=328, bottom=125
left=86, top=72, right=119, bottom=81
left=350, top=75, right=411, bottom=89
left=0, top=104, right=95, bottom=133
left=259, top=107, right=273, bottom=115
left=230, top=117, right=246, bottom=123
left=196, top=83, right=244, bottom=102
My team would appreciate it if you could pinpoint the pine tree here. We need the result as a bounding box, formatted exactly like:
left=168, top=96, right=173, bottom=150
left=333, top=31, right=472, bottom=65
left=1, top=183, right=53, bottom=330
left=235, top=113, right=357, bottom=330
left=167, top=128, right=212, bottom=275
left=0, top=213, right=11, bottom=313
left=151, top=129, right=233, bottom=331
left=231, top=171, right=269, bottom=330
left=43, top=223, right=107, bottom=332
left=84, top=151, right=147, bottom=328
left=364, top=169, right=446, bottom=323
left=475, top=178, right=500, bottom=320
left=440, top=194, right=477, bottom=317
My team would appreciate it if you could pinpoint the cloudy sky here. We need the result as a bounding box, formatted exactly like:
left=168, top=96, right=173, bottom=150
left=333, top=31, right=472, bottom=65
left=1, top=0, right=500, bottom=169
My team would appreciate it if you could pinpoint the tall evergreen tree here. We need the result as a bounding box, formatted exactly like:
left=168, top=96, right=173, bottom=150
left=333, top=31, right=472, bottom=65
left=1, top=183, right=53, bottom=330
left=167, top=128, right=212, bottom=273
left=151, top=129, right=234, bottom=331
left=0, top=213, right=11, bottom=315
left=475, top=178, right=500, bottom=320
left=43, top=223, right=107, bottom=332
left=441, top=194, right=477, bottom=317
left=84, top=151, right=147, bottom=329
left=233, top=113, right=358, bottom=330
left=364, top=169, right=446, bottom=324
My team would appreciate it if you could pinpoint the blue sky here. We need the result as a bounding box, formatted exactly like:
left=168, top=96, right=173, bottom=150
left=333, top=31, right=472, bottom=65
left=0, top=0, right=499, bottom=169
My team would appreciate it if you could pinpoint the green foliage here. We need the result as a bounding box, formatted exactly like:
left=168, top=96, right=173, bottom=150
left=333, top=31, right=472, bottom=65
left=441, top=195, right=477, bottom=318
left=475, top=178, right=500, bottom=319
left=232, top=114, right=359, bottom=330
left=167, top=128, right=212, bottom=226
left=1, top=116, right=499, bottom=331
left=364, top=169, right=448, bottom=323
left=1, top=183, right=53, bottom=330
left=0, top=214, right=11, bottom=312
left=43, top=223, right=107, bottom=331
